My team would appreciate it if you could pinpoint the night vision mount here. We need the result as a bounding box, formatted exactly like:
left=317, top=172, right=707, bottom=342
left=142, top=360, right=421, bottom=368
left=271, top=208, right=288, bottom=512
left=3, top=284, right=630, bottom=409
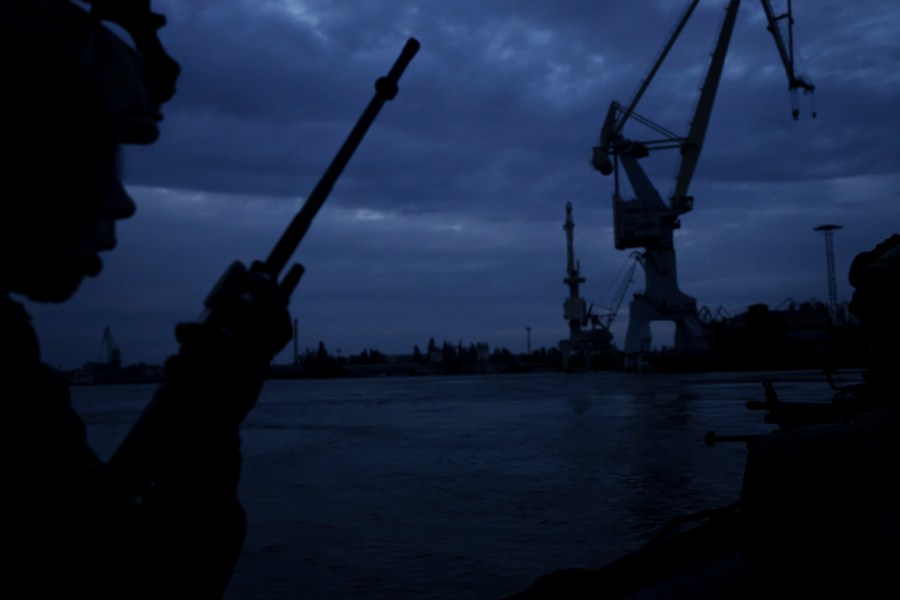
left=83, top=0, right=180, bottom=105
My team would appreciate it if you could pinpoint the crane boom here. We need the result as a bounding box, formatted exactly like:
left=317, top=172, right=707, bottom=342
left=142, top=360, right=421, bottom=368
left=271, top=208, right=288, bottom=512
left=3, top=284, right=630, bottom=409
left=760, top=0, right=815, bottom=118
left=599, top=252, right=641, bottom=330
left=614, top=0, right=701, bottom=138
left=673, top=0, right=741, bottom=201
left=592, top=1, right=701, bottom=176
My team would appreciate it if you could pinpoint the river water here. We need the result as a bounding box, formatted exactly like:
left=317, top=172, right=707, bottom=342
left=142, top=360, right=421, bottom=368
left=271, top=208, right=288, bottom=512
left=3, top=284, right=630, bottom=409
left=70, top=369, right=861, bottom=599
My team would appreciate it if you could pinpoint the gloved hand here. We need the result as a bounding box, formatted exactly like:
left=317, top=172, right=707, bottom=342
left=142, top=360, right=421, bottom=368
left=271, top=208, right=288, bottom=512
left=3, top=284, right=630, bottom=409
left=175, top=260, right=294, bottom=371
left=108, top=261, right=293, bottom=497
left=154, top=260, right=295, bottom=425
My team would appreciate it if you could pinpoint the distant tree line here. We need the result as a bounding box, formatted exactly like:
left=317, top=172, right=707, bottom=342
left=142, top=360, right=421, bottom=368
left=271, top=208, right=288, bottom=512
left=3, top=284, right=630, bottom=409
left=271, top=337, right=564, bottom=379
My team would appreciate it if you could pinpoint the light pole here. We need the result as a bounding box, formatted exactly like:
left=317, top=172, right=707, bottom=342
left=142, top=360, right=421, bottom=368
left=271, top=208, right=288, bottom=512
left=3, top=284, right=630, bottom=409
left=814, top=224, right=842, bottom=321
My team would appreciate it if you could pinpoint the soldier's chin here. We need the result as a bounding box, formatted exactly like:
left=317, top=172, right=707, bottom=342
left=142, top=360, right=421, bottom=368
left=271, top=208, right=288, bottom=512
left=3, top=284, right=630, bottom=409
left=27, top=275, right=84, bottom=304
left=85, top=254, right=103, bottom=277
left=23, top=256, right=100, bottom=302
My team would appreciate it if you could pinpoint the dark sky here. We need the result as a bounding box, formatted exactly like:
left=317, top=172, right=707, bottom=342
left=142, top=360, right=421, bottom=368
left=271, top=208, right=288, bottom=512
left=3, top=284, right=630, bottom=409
left=27, top=0, right=900, bottom=369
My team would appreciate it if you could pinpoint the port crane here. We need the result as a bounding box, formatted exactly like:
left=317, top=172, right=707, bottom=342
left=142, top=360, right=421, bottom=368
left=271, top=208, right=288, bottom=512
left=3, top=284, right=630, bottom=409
left=591, top=0, right=813, bottom=357
left=560, top=201, right=621, bottom=371
left=101, top=325, right=122, bottom=369
left=585, top=251, right=641, bottom=332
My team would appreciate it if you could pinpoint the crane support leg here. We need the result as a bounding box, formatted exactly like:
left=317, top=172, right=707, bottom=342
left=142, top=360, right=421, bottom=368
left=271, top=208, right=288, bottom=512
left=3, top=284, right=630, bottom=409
left=624, top=243, right=708, bottom=356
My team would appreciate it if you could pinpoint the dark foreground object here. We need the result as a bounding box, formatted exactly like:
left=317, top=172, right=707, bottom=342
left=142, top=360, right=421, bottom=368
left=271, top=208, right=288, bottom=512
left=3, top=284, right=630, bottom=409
left=505, top=374, right=900, bottom=599
left=505, top=504, right=751, bottom=599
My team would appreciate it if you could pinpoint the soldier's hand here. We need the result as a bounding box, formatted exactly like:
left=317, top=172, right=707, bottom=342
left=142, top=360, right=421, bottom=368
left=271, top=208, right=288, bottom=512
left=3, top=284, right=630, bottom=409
left=176, top=260, right=293, bottom=370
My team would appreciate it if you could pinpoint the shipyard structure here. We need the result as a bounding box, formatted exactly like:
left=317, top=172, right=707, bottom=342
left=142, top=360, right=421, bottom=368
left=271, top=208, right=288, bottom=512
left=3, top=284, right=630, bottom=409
left=579, top=0, right=839, bottom=372
left=558, top=201, right=862, bottom=373
left=558, top=202, right=627, bottom=371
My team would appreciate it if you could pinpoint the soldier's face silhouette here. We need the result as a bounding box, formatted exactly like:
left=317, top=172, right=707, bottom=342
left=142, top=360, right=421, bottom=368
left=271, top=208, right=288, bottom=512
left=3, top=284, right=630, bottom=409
left=49, top=147, right=136, bottom=302
left=1, top=107, right=136, bottom=303
left=0, top=3, right=171, bottom=305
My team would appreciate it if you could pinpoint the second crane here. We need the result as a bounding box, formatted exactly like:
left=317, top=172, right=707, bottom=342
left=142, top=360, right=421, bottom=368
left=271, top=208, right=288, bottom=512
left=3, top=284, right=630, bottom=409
left=591, top=0, right=814, bottom=362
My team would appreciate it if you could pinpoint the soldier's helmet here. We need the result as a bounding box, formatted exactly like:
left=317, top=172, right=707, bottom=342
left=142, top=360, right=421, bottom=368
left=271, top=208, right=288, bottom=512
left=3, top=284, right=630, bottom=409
left=0, top=0, right=179, bottom=145
left=848, top=234, right=900, bottom=332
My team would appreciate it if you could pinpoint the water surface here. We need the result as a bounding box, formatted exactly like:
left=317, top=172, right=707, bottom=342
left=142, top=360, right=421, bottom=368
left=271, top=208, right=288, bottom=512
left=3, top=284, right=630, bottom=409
left=71, top=369, right=856, bottom=599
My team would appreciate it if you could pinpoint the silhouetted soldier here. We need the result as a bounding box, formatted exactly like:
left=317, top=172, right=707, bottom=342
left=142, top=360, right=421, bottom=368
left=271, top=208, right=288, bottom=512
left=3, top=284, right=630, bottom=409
left=736, top=235, right=900, bottom=597
left=0, top=1, right=291, bottom=597
left=847, top=234, right=900, bottom=391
